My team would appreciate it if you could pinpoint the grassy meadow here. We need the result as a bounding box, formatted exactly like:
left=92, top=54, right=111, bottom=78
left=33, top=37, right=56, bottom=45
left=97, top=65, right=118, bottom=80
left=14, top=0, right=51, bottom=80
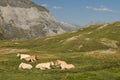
left=0, top=22, right=120, bottom=80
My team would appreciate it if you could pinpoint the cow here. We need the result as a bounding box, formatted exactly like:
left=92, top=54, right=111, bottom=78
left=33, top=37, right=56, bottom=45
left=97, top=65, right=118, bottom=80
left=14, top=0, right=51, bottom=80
left=54, top=60, right=67, bottom=67
left=17, top=53, right=30, bottom=60
left=35, top=62, right=54, bottom=70
left=23, top=55, right=39, bottom=62
left=59, top=64, right=75, bottom=70
left=18, top=62, right=33, bottom=70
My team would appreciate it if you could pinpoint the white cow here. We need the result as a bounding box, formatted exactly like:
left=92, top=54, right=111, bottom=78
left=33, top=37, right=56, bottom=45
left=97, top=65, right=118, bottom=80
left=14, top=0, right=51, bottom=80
left=18, top=62, right=33, bottom=70
left=35, top=62, right=54, bottom=70
left=54, top=60, right=67, bottom=67
left=23, top=55, right=39, bottom=62
left=17, top=53, right=30, bottom=60
left=60, top=64, right=75, bottom=70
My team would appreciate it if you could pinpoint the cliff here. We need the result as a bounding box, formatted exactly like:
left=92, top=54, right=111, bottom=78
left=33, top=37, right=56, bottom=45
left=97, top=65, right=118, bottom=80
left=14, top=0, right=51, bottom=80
left=0, top=0, right=65, bottom=39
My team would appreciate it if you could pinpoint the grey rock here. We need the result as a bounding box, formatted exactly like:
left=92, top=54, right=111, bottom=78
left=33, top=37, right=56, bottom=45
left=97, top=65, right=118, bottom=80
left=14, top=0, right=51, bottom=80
left=0, top=0, right=65, bottom=40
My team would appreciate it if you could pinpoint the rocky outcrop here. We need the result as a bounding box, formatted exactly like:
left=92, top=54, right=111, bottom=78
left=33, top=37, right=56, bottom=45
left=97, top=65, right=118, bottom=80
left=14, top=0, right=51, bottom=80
left=0, top=0, right=65, bottom=40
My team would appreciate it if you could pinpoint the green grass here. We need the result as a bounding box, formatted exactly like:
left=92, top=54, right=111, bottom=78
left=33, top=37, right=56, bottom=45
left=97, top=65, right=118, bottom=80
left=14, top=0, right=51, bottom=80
left=0, top=21, right=120, bottom=80
left=0, top=51, right=120, bottom=80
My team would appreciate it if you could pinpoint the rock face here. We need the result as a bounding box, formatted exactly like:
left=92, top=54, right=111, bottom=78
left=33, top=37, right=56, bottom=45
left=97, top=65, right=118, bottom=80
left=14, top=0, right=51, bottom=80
left=0, top=0, right=65, bottom=39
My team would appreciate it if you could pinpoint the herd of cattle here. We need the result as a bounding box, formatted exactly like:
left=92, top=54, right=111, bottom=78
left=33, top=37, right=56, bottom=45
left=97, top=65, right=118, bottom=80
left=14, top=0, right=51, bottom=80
left=17, top=53, right=75, bottom=70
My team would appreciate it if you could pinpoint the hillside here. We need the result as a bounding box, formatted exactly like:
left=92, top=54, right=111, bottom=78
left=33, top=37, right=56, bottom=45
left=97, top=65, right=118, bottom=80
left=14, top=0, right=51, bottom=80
left=4, top=21, right=119, bottom=53
left=39, top=21, right=120, bottom=52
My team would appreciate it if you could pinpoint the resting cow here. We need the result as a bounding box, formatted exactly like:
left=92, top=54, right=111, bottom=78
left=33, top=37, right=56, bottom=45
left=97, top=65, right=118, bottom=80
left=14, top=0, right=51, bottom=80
left=54, top=60, right=75, bottom=70
left=59, top=64, right=75, bottom=70
left=54, top=60, right=67, bottom=67
left=17, top=53, right=30, bottom=60
left=35, top=62, right=54, bottom=70
left=18, top=62, right=33, bottom=70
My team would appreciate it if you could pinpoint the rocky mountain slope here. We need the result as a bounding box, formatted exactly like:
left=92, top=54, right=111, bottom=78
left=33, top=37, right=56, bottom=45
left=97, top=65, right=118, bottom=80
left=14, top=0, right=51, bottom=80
left=0, top=0, right=66, bottom=39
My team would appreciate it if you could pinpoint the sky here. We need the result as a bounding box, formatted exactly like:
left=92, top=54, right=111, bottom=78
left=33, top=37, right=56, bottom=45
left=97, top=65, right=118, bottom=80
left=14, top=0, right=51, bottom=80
left=32, top=0, right=120, bottom=26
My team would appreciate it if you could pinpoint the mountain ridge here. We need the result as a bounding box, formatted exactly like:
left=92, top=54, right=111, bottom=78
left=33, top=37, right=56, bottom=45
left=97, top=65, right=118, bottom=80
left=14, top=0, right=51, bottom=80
left=0, top=0, right=48, bottom=11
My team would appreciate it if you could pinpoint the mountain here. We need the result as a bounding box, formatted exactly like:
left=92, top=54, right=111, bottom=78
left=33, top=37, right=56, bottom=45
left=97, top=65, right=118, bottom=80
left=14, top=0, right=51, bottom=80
left=0, top=0, right=65, bottom=40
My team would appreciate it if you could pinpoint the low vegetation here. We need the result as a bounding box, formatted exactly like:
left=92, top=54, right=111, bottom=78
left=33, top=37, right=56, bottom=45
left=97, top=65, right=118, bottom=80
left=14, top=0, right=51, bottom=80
left=0, top=22, right=120, bottom=80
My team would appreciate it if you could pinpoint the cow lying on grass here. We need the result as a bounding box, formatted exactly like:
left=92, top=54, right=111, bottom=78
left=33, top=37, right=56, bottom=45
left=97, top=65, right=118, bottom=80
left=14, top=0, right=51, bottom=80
left=18, top=60, right=75, bottom=70
left=59, top=64, right=75, bottom=70
left=54, top=60, right=67, bottom=66
left=35, top=61, right=54, bottom=70
left=18, top=62, right=33, bottom=70
left=54, top=60, right=75, bottom=70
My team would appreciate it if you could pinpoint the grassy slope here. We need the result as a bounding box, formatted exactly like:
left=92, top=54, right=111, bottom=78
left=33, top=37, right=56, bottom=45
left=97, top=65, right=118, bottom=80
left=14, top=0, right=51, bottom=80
left=3, top=21, right=119, bottom=52
left=0, top=22, right=120, bottom=80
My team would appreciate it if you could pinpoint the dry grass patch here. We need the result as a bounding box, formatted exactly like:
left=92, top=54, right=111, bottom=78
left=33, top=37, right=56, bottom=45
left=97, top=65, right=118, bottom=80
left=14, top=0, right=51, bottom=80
left=85, top=49, right=117, bottom=55
left=97, top=24, right=108, bottom=30
left=0, top=48, right=29, bottom=54
left=44, top=37, right=54, bottom=41
left=100, top=38, right=118, bottom=48
left=84, top=49, right=120, bottom=60
left=85, top=52, right=120, bottom=61
left=65, top=36, right=78, bottom=42
left=63, top=35, right=81, bottom=44
left=38, top=54, right=58, bottom=59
